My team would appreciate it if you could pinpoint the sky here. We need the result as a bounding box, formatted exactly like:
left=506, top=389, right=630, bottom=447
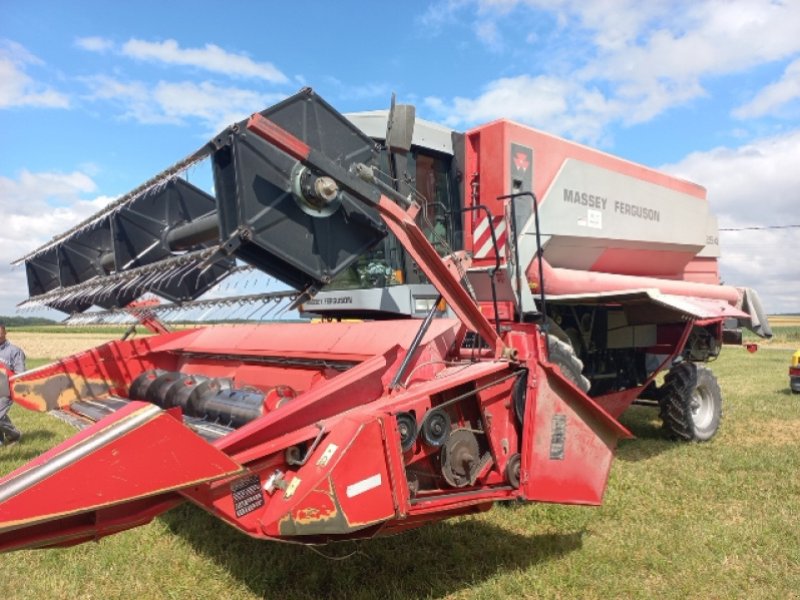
left=0, top=0, right=798, bottom=319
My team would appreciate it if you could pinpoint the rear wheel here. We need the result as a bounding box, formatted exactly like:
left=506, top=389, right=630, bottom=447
left=659, top=362, right=722, bottom=441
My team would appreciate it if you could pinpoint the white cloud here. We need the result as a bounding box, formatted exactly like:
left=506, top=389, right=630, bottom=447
left=420, top=0, right=474, bottom=29
left=660, top=129, right=800, bottom=313
left=0, top=40, right=69, bottom=109
left=75, top=36, right=114, bottom=52
left=733, top=57, right=800, bottom=119
left=422, top=1, right=800, bottom=140
left=661, top=130, right=800, bottom=227
left=83, top=76, right=285, bottom=132
left=576, top=1, right=800, bottom=122
left=152, top=81, right=285, bottom=131
left=121, top=38, right=288, bottom=84
left=425, top=75, right=620, bottom=141
left=716, top=228, right=799, bottom=315
left=322, top=76, right=392, bottom=101
left=0, top=169, right=105, bottom=236
left=82, top=74, right=170, bottom=123
left=0, top=169, right=115, bottom=314
left=474, top=21, right=503, bottom=51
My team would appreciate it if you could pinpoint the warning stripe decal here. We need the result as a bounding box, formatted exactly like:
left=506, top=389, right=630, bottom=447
left=473, top=216, right=507, bottom=259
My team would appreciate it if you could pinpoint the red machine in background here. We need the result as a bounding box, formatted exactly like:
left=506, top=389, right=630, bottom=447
left=0, top=89, right=768, bottom=552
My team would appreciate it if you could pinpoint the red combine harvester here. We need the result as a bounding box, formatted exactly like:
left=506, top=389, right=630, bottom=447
left=0, top=89, right=770, bottom=552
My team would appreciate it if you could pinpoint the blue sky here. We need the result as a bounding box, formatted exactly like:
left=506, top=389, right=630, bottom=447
left=1, top=0, right=798, bottom=316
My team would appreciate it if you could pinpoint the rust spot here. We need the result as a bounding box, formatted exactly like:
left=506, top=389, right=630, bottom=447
left=294, top=504, right=338, bottom=524
left=278, top=477, right=355, bottom=536
left=13, top=373, right=111, bottom=411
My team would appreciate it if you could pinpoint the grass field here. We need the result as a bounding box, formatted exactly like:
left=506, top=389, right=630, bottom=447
left=745, top=315, right=800, bottom=346
left=0, top=326, right=798, bottom=599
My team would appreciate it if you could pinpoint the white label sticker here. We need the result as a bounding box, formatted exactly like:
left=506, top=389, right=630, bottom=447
left=316, top=443, right=338, bottom=467
left=577, top=209, right=603, bottom=229
left=283, top=477, right=301, bottom=499
left=346, top=473, right=382, bottom=498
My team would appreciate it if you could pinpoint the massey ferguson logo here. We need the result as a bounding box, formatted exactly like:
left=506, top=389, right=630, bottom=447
left=513, top=151, right=530, bottom=172
left=509, top=143, right=533, bottom=194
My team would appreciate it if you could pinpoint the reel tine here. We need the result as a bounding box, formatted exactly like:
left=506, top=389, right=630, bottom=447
left=15, top=148, right=212, bottom=267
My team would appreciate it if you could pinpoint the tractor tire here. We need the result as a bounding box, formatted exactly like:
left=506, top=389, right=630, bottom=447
left=658, top=362, right=722, bottom=442
left=546, top=335, right=590, bottom=394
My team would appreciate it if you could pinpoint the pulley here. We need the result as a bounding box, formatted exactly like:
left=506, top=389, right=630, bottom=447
left=396, top=412, right=418, bottom=452
left=505, top=453, right=521, bottom=488
left=440, top=429, right=479, bottom=488
left=421, top=408, right=451, bottom=447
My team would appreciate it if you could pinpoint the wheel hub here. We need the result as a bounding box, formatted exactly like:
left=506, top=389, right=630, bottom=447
left=691, top=385, right=714, bottom=430
left=440, top=429, right=479, bottom=488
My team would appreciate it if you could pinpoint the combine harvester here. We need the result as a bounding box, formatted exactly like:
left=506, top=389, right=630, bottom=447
left=0, top=89, right=770, bottom=552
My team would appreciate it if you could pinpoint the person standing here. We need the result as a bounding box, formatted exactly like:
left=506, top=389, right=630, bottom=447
left=0, top=322, right=25, bottom=446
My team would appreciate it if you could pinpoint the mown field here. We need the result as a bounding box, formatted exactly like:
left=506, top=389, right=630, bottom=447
left=0, top=324, right=798, bottom=599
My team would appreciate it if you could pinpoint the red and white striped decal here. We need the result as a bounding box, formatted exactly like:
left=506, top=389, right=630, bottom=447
left=473, top=215, right=507, bottom=259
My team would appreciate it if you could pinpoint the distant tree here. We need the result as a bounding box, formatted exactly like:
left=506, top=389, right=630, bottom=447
left=0, top=315, right=58, bottom=327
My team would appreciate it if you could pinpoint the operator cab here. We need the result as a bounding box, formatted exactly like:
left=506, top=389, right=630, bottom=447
left=300, top=111, right=465, bottom=319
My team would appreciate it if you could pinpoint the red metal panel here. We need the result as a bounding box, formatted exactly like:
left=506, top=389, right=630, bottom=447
left=682, top=257, right=721, bottom=285
left=329, top=419, right=396, bottom=527
left=464, top=127, right=508, bottom=268
left=476, top=376, right=519, bottom=483
left=156, top=320, right=462, bottom=363
left=469, top=120, right=706, bottom=205
left=0, top=401, right=242, bottom=548
left=528, top=257, right=742, bottom=304
left=593, top=388, right=646, bottom=419
left=521, top=363, right=630, bottom=505
left=463, top=120, right=708, bottom=272
left=252, top=416, right=396, bottom=537
left=10, top=332, right=190, bottom=411
left=0, top=496, right=183, bottom=552
left=590, top=248, right=697, bottom=278
left=218, top=350, right=396, bottom=458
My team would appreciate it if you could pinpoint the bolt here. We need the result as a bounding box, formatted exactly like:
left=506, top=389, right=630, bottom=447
left=314, top=177, right=339, bottom=202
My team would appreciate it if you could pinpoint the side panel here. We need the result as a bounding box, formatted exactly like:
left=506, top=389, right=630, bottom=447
left=521, top=363, right=628, bottom=505
left=0, top=402, right=243, bottom=551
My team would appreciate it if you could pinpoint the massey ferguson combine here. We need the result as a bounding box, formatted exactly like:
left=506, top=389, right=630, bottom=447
left=0, top=88, right=770, bottom=553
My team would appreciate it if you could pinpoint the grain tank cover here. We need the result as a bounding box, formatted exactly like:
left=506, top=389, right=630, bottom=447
left=534, top=158, right=713, bottom=278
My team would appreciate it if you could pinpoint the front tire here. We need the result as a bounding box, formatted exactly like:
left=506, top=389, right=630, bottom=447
left=546, top=335, right=591, bottom=394
left=659, top=362, right=722, bottom=441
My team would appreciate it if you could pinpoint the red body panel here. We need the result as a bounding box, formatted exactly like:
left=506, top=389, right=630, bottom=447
left=464, top=120, right=708, bottom=275
left=522, top=363, right=626, bottom=504
left=0, top=402, right=242, bottom=551
left=528, top=258, right=741, bottom=305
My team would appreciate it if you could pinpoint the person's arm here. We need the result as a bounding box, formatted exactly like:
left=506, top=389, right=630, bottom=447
left=12, top=347, right=25, bottom=373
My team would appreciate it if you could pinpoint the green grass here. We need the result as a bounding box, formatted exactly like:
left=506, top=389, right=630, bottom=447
left=745, top=325, right=800, bottom=344
left=745, top=315, right=800, bottom=344
left=1, top=343, right=799, bottom=598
